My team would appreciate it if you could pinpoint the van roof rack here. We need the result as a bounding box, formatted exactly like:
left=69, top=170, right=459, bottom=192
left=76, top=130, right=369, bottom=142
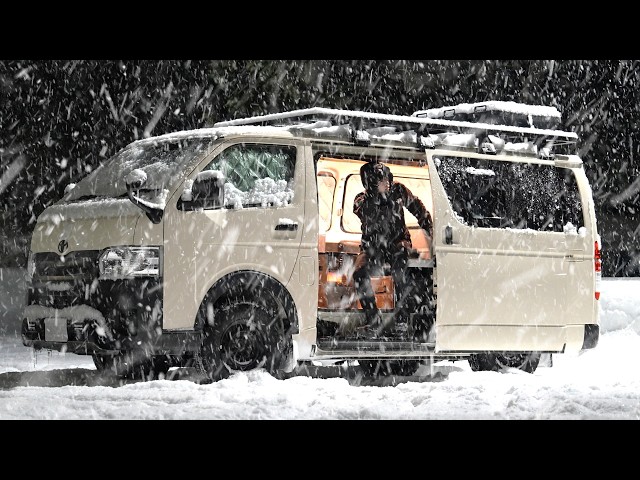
left=214, top=106, right=578, bottom=154
left=412, top=101, right=562, bottom=130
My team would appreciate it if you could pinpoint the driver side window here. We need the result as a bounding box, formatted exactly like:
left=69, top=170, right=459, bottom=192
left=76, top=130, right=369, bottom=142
left=204, top=143, right=297, bottom=209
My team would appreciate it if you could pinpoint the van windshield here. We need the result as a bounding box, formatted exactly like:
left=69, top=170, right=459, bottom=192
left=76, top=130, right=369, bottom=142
left=64, top=138, right=215, bottom=204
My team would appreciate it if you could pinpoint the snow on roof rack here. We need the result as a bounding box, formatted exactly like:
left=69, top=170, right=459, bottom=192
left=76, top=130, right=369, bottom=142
left=214, top=107, right=578, bottom=143
left=413, top=101, right=562, bottom=130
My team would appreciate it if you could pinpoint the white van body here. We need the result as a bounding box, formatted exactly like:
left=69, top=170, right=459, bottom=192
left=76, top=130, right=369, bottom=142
left=22, top=104, right=601, bottom=379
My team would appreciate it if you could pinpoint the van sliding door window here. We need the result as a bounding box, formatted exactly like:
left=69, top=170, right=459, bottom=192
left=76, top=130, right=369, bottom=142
left=203, top=143, right=297, bottom=208
left=434, top=156, right=584, bottom=232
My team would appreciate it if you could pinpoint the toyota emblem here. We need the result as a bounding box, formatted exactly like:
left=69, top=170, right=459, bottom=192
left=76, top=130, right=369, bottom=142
left=58, top=239, right=69, bottom=254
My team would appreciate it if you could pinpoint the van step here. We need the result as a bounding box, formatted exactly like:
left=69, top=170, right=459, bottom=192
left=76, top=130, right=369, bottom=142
left=316, top=338, right=435, bottom=352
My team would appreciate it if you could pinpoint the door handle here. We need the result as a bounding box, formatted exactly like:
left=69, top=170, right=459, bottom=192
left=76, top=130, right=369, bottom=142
left=275, top=222, right=298, bottom=231
left=444, top=225, right=453, bottom=245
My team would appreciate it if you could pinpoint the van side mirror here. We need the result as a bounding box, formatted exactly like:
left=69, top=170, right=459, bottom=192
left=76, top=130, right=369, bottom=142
left=125, top=169, right=147, bottom=191
left=179, top=171, right=225, bottom=210
left=125, top=169, right=163, bottom=224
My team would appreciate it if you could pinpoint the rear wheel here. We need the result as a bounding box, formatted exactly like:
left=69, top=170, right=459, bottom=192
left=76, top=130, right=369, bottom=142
left=468, top=352, right=541, bottom=374
left=197, top=300, right=286, bottom=382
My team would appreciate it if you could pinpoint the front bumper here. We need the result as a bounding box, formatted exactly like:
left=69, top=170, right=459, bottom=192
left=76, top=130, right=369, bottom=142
left=22, top=276, right=163, bottom=354
left=22, top=338, right=120, bottom=355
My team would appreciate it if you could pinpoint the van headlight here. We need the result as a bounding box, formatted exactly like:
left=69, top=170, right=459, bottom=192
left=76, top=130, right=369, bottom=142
left=99, top=246, right=162, bottom=279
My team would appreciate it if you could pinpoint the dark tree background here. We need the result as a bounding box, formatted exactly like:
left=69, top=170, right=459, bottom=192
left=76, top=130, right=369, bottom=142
left=1, top=60, right=638, bottom=276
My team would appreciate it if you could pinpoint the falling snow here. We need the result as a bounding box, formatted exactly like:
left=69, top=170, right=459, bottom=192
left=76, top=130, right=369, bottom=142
left=2, top=60, right=640, bottom=421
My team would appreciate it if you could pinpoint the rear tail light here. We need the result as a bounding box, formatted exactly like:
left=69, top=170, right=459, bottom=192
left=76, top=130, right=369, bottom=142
left=594, top=241, right=602, bottom=300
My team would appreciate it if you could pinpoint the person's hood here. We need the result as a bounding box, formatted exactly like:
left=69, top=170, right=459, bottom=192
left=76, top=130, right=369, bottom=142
left=360, top=161, right=393, bottom=192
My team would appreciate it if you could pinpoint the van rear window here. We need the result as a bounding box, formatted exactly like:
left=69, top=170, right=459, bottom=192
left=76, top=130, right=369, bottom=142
left=434, top=156, right=584, bottom=232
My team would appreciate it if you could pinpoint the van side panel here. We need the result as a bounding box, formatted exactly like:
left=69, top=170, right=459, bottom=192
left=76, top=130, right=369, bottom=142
left=428, top=152, right=597, bottom=353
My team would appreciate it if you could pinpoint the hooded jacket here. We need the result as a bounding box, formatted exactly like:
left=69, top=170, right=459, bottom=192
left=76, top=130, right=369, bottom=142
left=353, top=161, right=433, bottom=254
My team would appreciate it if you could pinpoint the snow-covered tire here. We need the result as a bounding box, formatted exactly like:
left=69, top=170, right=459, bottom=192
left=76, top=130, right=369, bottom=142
left=197, top=299, right=286, bottom=383
left=468, top=352, right=541, bottom=374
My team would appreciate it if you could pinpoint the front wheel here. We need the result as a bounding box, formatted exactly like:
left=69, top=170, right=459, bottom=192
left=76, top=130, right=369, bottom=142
left=197, top=300, right=286, bottom=382
left=468, top=352, right=541, bottom=374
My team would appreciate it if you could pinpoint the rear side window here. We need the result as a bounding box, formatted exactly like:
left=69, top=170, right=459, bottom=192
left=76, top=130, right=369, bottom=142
left=434, top=156, right=584, bottom=232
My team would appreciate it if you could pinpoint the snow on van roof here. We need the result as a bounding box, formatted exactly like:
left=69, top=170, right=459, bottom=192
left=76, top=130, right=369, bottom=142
left=129, top=125, right=293, bottom=147
left=413, top=101, right=561, bottom=119
left=122, top=104, right=575, bottom=154
left=212, top=106, right=577, bottom=141
left=120, top=118, right=569, bottom=166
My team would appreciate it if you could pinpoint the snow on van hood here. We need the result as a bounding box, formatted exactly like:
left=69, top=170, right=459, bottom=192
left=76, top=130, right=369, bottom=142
left=39, top=197, right=144, bottom=222
left=32, top=198, right=147, bottom=254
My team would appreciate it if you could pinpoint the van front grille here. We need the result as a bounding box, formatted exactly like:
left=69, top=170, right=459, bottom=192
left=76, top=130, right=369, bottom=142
left=33, top=251, right=100, bottom=280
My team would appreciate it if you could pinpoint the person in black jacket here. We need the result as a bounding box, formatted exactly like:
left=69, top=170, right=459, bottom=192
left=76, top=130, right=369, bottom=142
left=353, top=160, right=433, bottom=338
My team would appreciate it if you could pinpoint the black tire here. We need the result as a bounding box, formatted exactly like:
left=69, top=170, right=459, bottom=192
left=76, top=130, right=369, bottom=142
left=468, top=352, right=541, bottom=374
left=197, top=300, right=286, bottom=382
left=359, top=359, right=421, bottom=377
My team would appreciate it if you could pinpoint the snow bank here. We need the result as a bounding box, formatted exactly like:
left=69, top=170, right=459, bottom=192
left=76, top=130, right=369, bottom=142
left=599, top=278, right=640, bottom=334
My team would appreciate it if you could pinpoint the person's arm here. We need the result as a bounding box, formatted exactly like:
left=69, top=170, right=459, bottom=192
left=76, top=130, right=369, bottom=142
left=398, top=183, right=433, bottom=237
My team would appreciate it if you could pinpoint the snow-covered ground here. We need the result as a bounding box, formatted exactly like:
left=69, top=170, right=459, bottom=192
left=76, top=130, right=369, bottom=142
left=0, top=272, right=639, bottom=420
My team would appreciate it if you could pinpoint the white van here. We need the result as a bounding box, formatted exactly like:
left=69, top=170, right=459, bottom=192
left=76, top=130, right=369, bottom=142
left=21, top=102, right=602, bottom=380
